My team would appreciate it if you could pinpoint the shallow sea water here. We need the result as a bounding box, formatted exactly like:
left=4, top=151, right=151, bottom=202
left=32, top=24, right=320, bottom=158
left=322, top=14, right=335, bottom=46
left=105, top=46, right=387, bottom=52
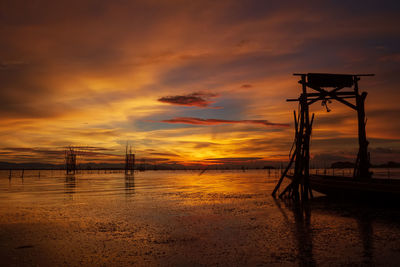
left=1, top=169, right=400, bottom=266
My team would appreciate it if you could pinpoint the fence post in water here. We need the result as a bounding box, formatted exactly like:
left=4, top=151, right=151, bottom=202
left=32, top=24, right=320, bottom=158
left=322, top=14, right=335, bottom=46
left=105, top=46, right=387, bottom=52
left=9, top=169, right=12, bottom=180
left=21, top=169, right=24, bottom=178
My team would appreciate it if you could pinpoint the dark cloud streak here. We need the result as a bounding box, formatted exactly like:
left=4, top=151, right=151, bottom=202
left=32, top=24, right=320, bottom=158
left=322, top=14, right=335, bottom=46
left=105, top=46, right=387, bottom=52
left=158, top=92, right=219, bottom=107
left=161, top=117, right=289, bottom=127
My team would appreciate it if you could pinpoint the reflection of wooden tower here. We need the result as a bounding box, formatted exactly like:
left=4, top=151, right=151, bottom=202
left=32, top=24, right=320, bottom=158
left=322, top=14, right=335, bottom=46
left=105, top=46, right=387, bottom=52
left=272, top=73, right=374, bottom=200
left=125, top=145, right=135, bottom=175
left=65, top=147, right=77, bottom=175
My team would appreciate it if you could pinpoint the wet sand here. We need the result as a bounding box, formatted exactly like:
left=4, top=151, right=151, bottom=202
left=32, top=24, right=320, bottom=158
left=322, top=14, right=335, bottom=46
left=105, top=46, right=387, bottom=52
left=1, top=170, right=400, bottom=266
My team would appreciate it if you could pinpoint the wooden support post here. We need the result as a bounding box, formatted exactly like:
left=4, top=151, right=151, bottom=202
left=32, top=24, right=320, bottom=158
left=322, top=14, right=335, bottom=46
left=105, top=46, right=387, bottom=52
left=276, top=75, right=314, bottom=200
left=302, top=75, right=311, bottom=200
left=272, top=149, right=297, bottom=197
left=304, top=113, right=314, bottom=200
left=271, top=110, right=299, bottom=197
left=290, top=76, right=307, bottom=199
left=354, top=76, right=371, bottom=179
left=279, top=182, right=293, bottom=198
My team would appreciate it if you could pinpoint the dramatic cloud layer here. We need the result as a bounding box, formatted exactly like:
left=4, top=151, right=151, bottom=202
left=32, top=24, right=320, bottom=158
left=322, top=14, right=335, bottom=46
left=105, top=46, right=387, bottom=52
left=161, top=117, right=289, bottom=127
left=158, top=92, right=219, bottom=107
left=0, top=0, right=399, bottom=165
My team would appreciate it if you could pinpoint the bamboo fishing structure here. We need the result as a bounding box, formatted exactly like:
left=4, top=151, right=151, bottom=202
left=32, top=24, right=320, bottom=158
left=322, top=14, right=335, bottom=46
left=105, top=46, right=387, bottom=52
left=125, top=145, right=135, bottom=175
left=272, top=73, right=374, bottom=200
left=65, top=147, right=77, bottom=175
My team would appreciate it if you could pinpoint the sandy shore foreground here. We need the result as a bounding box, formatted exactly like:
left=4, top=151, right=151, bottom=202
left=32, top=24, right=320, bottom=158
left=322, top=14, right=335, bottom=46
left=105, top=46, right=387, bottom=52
left=1, top=170, right=400, bottom=266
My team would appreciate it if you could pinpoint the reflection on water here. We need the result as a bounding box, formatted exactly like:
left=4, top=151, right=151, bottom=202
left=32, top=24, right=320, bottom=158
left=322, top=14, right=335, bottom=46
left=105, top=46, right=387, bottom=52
left=357, top=212, right=374, bottom=265
left=64, top=174, right=76, bottom=198
left=274, top=197, right=386, bottom=267
left=124, top=173, right=135, bottom=197
left=0, top=170, right=399, bottom=266
left=300, top=197, right=400, bottom=266
left=275, top=199, right=316, bottom=267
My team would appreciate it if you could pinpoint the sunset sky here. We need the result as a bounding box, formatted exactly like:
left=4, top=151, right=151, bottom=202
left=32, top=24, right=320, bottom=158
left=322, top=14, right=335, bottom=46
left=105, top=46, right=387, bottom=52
left=1, top=0, right=399, bottom=166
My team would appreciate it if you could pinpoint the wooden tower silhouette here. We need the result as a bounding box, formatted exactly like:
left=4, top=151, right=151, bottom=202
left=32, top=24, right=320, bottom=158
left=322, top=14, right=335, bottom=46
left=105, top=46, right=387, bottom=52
left=272, top=73, right=374, bottom=200
left=65, top=147, right=77, bottom=175
left=125, top=145, right=135, bottom=175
